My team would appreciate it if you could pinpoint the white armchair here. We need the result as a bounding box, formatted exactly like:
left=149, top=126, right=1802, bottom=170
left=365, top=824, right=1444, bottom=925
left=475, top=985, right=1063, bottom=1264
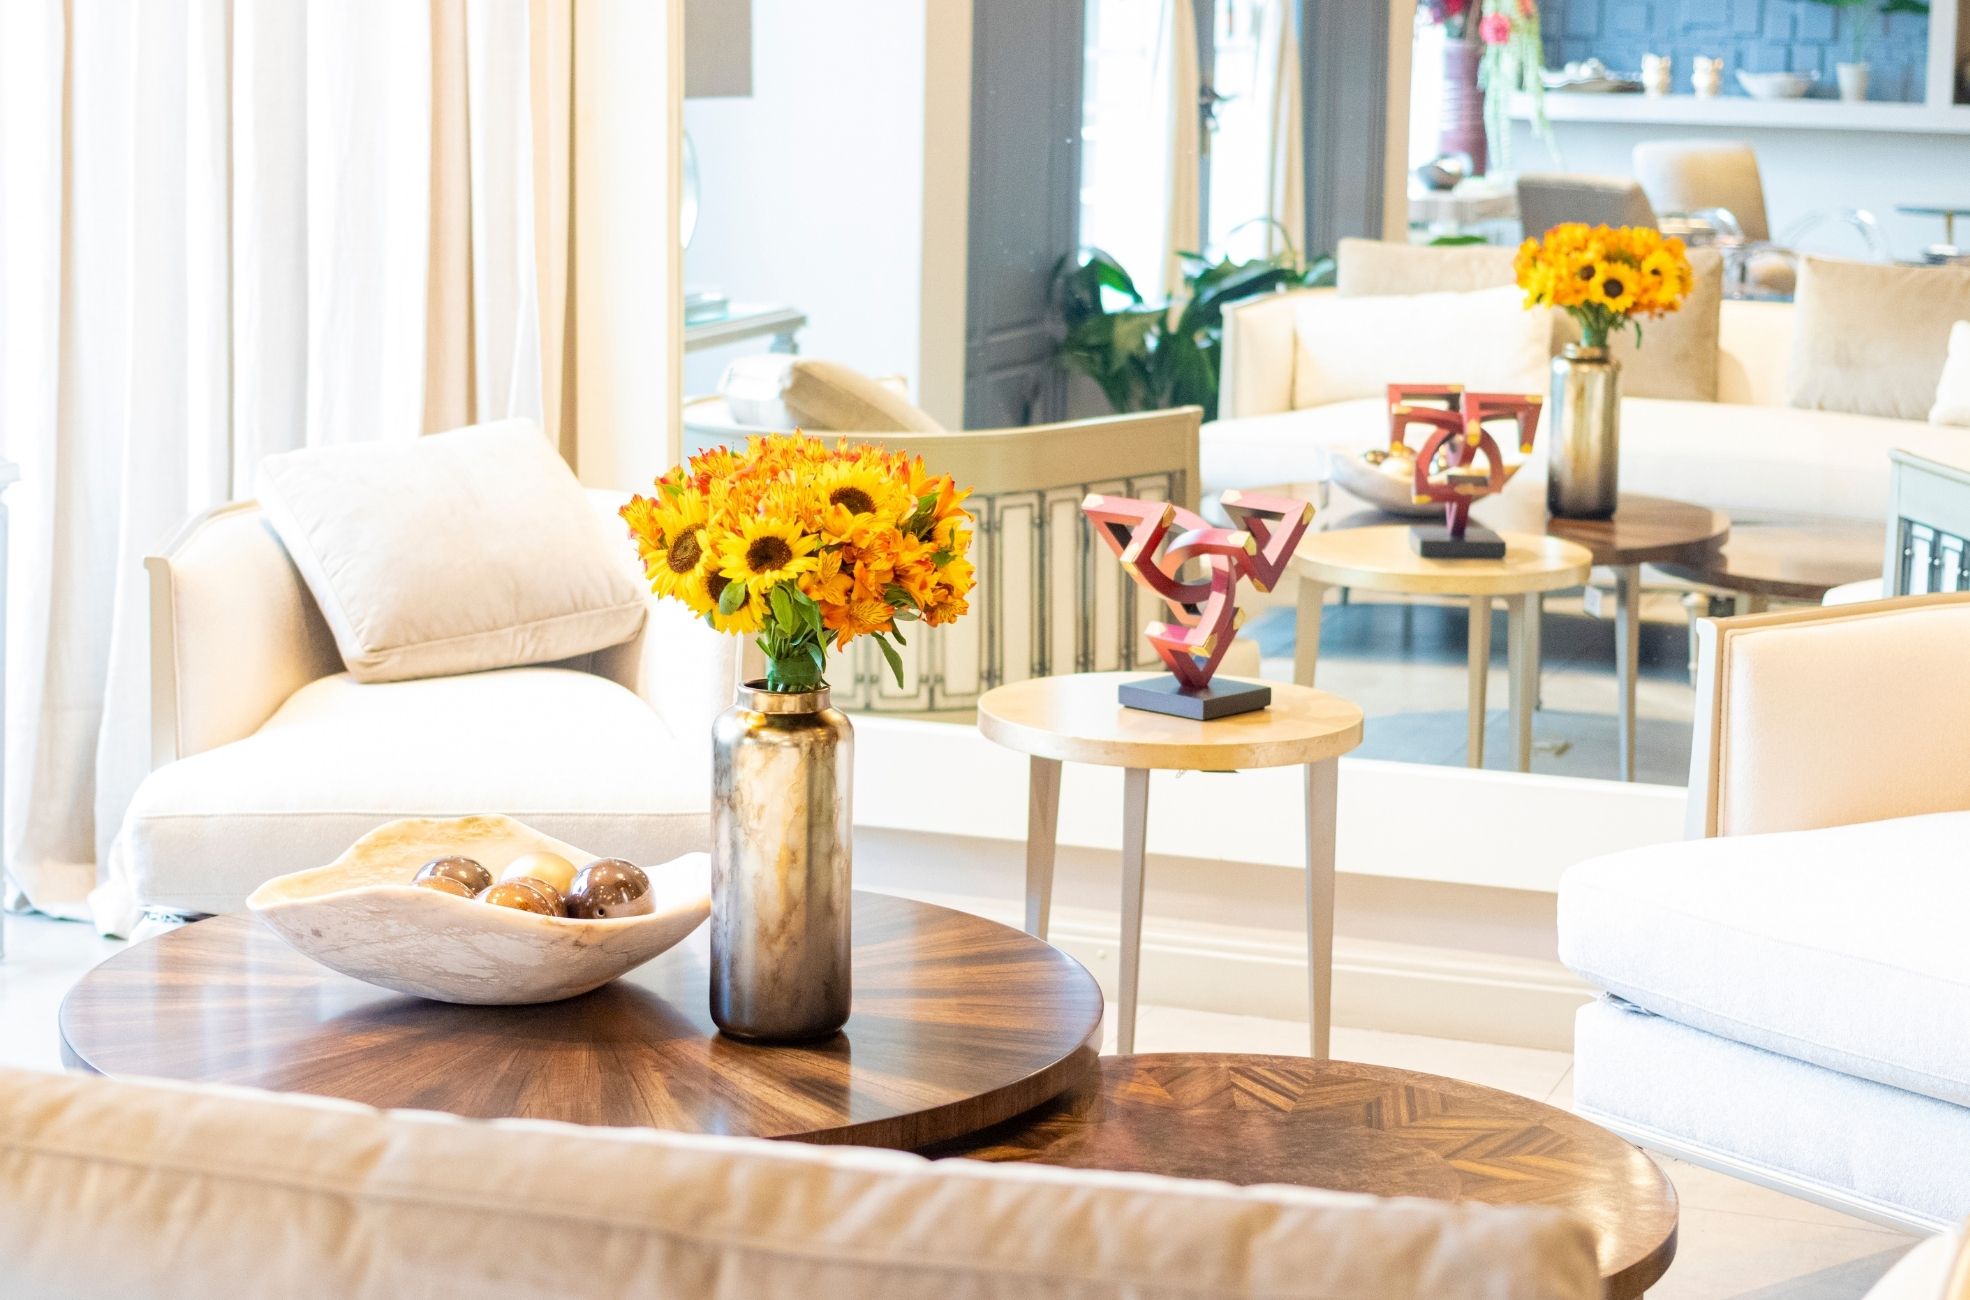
left=110, top=490, right=740, bottom=928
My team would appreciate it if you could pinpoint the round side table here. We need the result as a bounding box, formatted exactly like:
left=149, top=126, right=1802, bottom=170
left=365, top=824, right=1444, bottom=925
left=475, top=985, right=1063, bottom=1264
left=1290, top=526, right=1591, bottom=772
left=976, top=673, right=1363, bottom=1058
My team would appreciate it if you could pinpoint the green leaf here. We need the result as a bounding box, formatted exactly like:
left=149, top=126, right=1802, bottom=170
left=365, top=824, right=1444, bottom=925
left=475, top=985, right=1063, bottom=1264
left=767, top=582, right=795, bottom=628
left=717, top=578, right=747, bottom=615
left=872, top=633, right=905, bottom=688
left=889, top=623, right=906, bottom=646
left=807, top=642, right=827, bottom=671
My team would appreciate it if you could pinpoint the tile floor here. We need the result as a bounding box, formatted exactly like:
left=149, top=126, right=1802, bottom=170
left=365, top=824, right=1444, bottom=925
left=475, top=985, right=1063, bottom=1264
left=1, top=911, right=1921, bottom=1297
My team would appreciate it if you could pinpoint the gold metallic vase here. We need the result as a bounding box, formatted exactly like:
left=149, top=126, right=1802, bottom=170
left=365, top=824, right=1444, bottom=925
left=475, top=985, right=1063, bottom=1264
left=709, top=682, right=853, bottom=1042
left=1548, top=344, right=1621, bottom=520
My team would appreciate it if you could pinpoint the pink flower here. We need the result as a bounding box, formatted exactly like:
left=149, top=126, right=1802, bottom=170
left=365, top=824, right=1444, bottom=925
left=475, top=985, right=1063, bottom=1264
left=1479, top=12, right=1511, bottom=43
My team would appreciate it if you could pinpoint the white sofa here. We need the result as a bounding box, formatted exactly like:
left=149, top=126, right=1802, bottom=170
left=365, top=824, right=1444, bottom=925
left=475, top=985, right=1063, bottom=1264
left=108, top=489, right=739, bottom=927
left=1558, top=594, right=1970, bottom=1231
left=0, top=1064, right=1607, bottom=1298
left=1211, top=284, right=1968, bottom=528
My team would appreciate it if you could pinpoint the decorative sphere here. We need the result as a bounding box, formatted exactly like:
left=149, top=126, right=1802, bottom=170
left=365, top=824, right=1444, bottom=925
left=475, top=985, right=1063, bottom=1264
left=566, top=859, right=654, bottom=920
left=414, top=856, right=492, bottom=894
left=499, top=851, right=578, bottom=896
left=412, top=875, right=475, bottom=899
left=477, top=879, right=568, bottom=917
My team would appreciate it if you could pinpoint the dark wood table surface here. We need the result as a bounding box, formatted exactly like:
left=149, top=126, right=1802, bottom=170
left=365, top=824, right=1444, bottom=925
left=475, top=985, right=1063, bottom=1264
left=1653, top=520, right=1882, bottom=602
left=60, top=893, right=1104, bottom=1150
left=933, top=1053, right=1679, bottom=1300
left=1475, top=492, right=1730, bottom=568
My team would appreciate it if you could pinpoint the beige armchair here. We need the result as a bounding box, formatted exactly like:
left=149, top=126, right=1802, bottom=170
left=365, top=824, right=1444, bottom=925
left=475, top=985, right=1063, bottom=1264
left=110, top=489, right=740, bottom=928
left=684, top=394, right=1204, bottom=713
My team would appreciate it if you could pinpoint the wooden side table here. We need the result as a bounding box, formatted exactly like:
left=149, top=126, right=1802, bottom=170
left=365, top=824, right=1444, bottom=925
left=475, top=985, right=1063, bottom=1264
left=976, top=674, right=1363, bottom=1057
left=1291, top=526, right=1592, bottom=772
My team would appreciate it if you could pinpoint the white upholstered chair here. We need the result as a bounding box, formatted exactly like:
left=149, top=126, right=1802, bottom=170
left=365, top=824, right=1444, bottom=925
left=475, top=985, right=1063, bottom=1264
left=108, top=489, right=740, bottom=931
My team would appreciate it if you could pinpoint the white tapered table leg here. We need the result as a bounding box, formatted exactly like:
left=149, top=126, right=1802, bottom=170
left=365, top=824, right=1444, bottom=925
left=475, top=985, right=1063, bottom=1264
left=1505, top=594, right=1533, bottom=773
left=1303, top=757, right=1339, bottom=1059
left=1116, top=767, right=1151, bottom=1055
left=1023, top=756, right=1062, bottom=940
left=1615, top=565, right=1641, bottom=782
left=1294, top=578, right=1328, bottom=686
left=1466, top=593, right=1492, bottom=768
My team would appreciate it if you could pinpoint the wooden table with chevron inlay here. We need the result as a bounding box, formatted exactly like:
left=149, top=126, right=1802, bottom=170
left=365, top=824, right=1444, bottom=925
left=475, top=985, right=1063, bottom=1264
left=932, top=1053, right=1678, bottom=1298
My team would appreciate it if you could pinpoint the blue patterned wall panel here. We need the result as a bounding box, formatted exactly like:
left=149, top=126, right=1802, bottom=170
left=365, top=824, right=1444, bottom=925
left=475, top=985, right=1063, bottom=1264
left=1540, top=0, right=1930, bottom=101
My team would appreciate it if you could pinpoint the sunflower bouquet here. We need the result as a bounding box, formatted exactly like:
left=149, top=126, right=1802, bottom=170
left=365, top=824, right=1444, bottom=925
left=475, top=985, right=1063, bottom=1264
left=621, top=434, right=974, bottom=693
left=1514, top=223, right=1693, bottom=350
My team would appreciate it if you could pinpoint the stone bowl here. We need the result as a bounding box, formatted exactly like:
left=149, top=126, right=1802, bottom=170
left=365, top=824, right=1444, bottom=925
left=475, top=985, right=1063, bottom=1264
left=1328, top=445, right=1523, bottom=518
left=246, top=814, right=711, bottom=1005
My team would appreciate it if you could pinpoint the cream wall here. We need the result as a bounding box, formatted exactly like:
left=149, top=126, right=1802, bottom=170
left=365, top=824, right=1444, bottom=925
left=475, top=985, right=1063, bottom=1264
left=683, top=0, right=971, bottom=426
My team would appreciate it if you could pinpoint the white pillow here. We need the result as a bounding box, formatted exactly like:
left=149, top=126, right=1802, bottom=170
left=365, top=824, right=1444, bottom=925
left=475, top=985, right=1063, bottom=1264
left=256, top=419, right=646, bottom=684
left=782, top=359, right=944, bottom=433
left=1930, top=320, right=1970, bottom=427
left=1291, top=285, right=1551, bottom=409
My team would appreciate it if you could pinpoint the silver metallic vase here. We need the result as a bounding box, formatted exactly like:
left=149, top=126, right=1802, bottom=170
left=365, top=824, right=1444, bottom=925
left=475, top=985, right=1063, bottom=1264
left=1548, top=343, right=1621, bottom=519
left=709, top=682, right=853, bottom=1042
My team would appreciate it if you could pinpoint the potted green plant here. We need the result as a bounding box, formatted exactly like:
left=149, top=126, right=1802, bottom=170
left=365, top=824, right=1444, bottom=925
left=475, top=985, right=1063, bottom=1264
left=1801, top=0, right=1930, bottom=102
left=1053, top=235, right=1333, bottom=423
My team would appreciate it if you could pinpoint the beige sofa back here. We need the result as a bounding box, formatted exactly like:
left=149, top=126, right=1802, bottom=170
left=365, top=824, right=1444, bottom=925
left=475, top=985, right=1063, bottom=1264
left=1221, top=285, right=1795, bottom=420
left=0, top=1066, right=1602, bottom=1299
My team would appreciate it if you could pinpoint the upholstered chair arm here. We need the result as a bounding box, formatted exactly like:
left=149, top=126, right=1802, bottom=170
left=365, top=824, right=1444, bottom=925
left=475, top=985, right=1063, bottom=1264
left=1687, top=593, right=1970, bottom=839
left=1219, top=289, right=1319, bottom=419
left=585, top=490, right=745, bottom=741
left=145, top=502, right=343, bottom=767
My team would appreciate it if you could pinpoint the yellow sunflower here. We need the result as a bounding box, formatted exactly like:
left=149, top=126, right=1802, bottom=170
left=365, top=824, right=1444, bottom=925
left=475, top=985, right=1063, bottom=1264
left=1589, top=263, right=1638, bottom=314
left=812, top=461, right=907, bottom=539
left=716, top=516, right=820, bottom=588
left=687, top=567, right=765, bottom=634
left=643, top=494, right=712, bottom=600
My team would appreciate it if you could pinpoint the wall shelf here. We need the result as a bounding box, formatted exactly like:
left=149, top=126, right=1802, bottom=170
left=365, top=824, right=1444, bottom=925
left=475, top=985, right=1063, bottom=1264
left=1511, top=92, right=1970, bottom=136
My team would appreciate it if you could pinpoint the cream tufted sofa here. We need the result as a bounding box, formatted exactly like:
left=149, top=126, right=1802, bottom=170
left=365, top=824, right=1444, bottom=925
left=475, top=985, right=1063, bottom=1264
left=1559, top=593, right=1970, bottom=1231
left=0, top=1064, right=1606, bottom=1299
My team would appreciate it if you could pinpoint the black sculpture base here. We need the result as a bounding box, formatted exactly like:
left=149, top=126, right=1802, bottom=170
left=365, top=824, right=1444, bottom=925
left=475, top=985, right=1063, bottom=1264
left=1410, top=523, right=1506, bottom=560
left=1118, top=676, right=1272, bottom=721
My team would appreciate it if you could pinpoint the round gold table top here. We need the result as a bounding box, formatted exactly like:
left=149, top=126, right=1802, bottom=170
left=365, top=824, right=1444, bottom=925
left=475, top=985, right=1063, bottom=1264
left=1291, top=524, right=1593, bottom=596
left=976, top=672, right=1363, bottom=771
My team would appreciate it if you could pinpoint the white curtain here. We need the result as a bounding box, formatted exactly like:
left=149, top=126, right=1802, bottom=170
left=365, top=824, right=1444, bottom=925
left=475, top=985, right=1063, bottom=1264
left=1256, top=0, right=1305, bottom=260
left=0, top=0, right=545, bottom=922
left=1161, top=0, right=1202, bottom=298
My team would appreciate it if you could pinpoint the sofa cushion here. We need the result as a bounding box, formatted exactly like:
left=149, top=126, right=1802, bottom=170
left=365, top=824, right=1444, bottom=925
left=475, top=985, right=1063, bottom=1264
left=118, top=667, right=708, bottom=916
left=1787, top=257, right=1970, bottom=421
left=1932, top=320, right=1970, bottom=427
left=1554, top=248, right=1725, bottom=403
left=256, top=420, right=646, bottom=684
left=1292, top=285, right=1550, bottom=409
left=1559, top=810, right=1970, bottom=1108
left=0, top=1066, right=1604, bottom=1300
left=782, top=358, right=945, bottom=434
left=1335, top=237, right=1517, bottom=296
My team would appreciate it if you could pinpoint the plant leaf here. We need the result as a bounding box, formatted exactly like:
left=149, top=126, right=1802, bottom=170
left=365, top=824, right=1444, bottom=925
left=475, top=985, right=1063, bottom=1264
left=873, top=633, right=905, bottom=688
left=717, top=578, right=748, bottom=615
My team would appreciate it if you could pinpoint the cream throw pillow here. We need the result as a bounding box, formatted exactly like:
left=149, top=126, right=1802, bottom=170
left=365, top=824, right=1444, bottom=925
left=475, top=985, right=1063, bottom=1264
left=1788, top=256, right=1970, bottom=420
left=1335, top=237, right=1519, bottom=297
left=783, top=359, right=944, bottom=433
left=1930, top=320, right=1970, bottom=426
left=1292, top=284, right=1551, bottom=408
left=1553, top=247, right=1725, bottom=402
left=257, top=419, right=646, bottom=684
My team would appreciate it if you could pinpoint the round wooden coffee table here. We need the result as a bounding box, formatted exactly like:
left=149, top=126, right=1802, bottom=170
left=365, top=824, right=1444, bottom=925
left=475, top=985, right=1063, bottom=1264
left=935, top=1053, right=1678, bottom=1299
left=1653, top=520, right=1882, bottom=611
left=977, top=673, right=1363, bottom=1059
left=1476, top=493, right=1729, bottom=781
left=59, top=893, right=1103, bottom=1149
left=1290, top=526, right=1593, bottom=772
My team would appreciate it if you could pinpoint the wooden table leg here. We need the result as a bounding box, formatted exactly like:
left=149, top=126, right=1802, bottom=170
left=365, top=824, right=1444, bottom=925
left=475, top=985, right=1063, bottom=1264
left=1303, top=758, right=1339, bottom=1059
left=1024, top=756, right=1062, bottom=940
left=1528, top=592, right=1544, bottom=711
left=1505, top=594, right=1533, bottom=773
left=1466, top=593, right=1492, bottom=768
left=1615, top=566, right=1640, bottom=782
left=1294, top=579, right=1328, bottom=686
left=1116, top=767, right=1151, bottom=1055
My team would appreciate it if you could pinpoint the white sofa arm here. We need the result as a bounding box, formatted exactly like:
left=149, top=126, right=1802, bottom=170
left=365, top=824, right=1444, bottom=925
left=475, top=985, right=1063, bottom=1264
left=1220, top=288, right=1322, bottom=419
left=146, top=502, right=342, bottom=766
left=1688, top=593, right=1970, bottom=838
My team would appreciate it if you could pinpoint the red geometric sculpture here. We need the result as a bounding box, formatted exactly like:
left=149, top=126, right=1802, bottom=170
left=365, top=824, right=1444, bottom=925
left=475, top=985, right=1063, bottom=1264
left=1387, top=384, right=1543, bottom=557
left=1083, top=489, right=1314, bottom=718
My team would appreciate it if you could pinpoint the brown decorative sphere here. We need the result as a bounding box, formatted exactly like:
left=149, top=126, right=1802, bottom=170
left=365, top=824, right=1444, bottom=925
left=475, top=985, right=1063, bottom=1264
left=499, top=851, right=578, bottom=896
left=412, top=875, right=475, bottom=899
left=477, top=879, right=568, bottom=917
left=566, top=859, right=654, bottom=920
left=414, top=856, right=492, bottom=894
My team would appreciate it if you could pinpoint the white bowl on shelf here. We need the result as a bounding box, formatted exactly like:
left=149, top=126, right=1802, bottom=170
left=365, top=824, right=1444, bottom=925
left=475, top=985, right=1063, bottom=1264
left=246, top=814, right=711, bottom=1005
left=1735, top=69, right=1817, bottom=100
